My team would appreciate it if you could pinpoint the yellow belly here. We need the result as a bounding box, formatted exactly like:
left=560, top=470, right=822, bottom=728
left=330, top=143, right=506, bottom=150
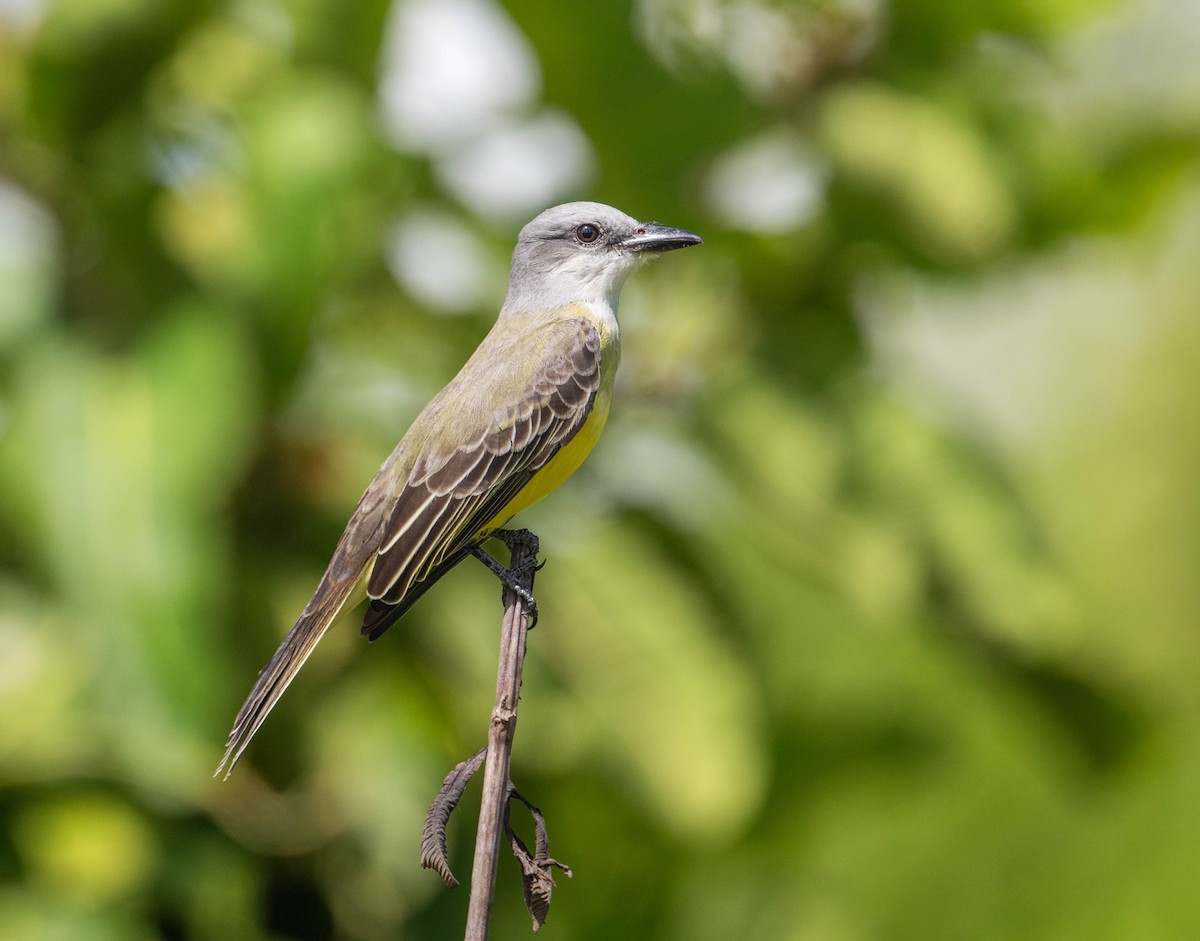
left=476, top=386, right=611, bottom=537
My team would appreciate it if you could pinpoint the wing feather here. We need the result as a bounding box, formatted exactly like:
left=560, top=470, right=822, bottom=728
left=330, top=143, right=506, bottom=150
left=364, top=317, right=602, bottom=629
left=219, top=314, right=604, bottom=773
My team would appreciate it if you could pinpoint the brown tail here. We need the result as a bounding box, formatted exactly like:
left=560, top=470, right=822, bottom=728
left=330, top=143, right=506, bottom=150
left=215, top=566, right=365, bottom=778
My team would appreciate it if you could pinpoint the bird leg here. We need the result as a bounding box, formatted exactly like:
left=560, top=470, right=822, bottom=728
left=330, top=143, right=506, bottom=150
left=470, top=529, right=541, bottom=627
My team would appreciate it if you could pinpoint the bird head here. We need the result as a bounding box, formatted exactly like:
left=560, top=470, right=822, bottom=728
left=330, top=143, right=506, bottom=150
left=502, top=201, right=703, bottom=314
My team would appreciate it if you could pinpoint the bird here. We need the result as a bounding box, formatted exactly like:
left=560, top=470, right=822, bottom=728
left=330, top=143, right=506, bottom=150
left=217, top=201, right=702, bottom=776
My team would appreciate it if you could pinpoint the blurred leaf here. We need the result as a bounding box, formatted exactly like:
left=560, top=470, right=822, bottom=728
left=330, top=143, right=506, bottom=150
left=12, top=792, right=157, bottom=905
left=2, top=0, right=1200, bottom=937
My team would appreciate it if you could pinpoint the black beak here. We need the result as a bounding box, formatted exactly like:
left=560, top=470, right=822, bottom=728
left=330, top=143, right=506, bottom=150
left=621, top=223, right=704, bottom=253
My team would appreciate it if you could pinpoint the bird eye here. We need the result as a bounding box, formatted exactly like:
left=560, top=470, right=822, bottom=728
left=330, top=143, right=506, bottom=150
left=575, top=223, right=601, bottom=243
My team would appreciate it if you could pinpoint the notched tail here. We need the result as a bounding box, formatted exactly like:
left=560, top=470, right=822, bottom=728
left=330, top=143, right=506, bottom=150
left=215, top=568, right=365, bottom=779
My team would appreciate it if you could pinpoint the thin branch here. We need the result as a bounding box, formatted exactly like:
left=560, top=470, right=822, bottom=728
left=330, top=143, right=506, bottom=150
left=464, top=529, right=540, bottom=941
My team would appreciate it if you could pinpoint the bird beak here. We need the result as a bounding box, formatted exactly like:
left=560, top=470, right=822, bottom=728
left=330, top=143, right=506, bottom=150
left=621, top=223, right=704, bottom=253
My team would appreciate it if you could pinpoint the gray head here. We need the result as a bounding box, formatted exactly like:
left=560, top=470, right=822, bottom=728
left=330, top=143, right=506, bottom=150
left=502, top=201, right=702, bottom=315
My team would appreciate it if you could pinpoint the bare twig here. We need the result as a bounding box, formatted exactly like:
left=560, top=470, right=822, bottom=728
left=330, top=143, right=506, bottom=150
left=464, top=529, right=539, bottom=941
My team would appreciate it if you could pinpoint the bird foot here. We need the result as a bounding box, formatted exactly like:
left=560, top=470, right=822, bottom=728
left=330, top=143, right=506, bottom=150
left=471, top=531, right=541, bottom=627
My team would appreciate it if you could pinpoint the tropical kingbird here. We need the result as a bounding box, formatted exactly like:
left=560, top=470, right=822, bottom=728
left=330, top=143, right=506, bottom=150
left=218, top=201, right=702, bottom=775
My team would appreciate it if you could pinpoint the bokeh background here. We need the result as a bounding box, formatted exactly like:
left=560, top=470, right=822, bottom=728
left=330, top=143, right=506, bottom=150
left=3, top=0, right=1200, bottom=937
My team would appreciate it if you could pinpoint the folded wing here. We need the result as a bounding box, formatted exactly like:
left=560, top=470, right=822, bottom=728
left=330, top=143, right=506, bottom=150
left=217, top=315, right=601, bottom=774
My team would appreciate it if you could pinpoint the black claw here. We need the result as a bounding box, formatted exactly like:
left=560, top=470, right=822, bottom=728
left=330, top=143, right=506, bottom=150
left=471, top=542, right=540, bottom=626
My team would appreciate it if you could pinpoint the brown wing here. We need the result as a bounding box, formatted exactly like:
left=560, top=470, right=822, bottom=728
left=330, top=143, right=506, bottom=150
left=361, top=317, right=602, bottom=636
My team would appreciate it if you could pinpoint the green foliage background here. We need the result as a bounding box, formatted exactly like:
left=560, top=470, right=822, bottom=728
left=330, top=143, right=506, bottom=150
left=3, top=0, right=1200, bottom=938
